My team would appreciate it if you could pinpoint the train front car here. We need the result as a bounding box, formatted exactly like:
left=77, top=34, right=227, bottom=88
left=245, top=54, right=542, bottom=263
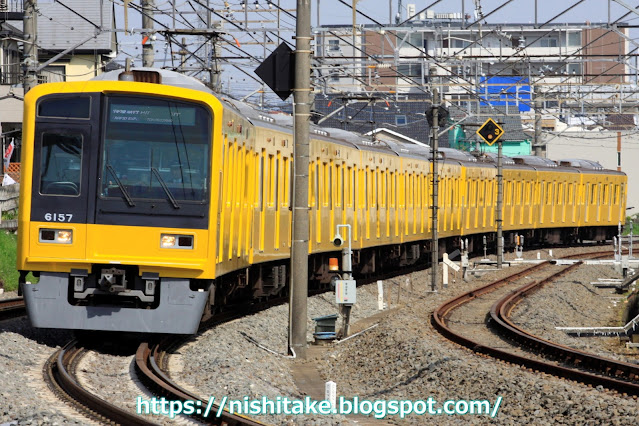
left=18, top=70, right=222, bottom=333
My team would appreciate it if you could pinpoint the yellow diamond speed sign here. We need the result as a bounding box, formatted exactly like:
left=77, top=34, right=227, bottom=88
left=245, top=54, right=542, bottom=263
left=476, top=118, right=504, bottom=146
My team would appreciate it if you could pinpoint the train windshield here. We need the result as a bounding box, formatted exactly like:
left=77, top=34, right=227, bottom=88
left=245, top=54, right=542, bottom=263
left=100, top=96, right=211, bottom=203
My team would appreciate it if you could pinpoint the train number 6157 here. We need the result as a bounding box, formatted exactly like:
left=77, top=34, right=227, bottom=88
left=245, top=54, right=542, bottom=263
left=44, top=213, right=73, bottom=222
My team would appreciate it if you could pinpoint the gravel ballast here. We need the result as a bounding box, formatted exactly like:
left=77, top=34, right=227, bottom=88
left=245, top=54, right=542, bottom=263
left=2, top=246, right=638, bottom=425
left=173, top=247, right=639, bottom=425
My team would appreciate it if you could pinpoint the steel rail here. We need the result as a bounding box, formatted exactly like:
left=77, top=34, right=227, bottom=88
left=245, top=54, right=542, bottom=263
left=135, top=340, right=263, bottom=425
left=432, top=250, right=639, bottom=395
left=492, top=263, right=639, bottom=394
left=0, top=297, right=25, bottom=321
left=44, top=339, right=156, bottom=425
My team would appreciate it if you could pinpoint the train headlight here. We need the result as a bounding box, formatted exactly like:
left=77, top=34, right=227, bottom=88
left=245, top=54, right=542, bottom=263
left=161, top=235, right=176, bottom=247
left=160, top=234, right=193, bottom=249
left=39, top=229, right=73, bottom=244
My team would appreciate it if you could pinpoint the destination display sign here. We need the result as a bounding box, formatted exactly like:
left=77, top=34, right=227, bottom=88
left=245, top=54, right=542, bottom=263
left=109, top=104, right=196, bottom=126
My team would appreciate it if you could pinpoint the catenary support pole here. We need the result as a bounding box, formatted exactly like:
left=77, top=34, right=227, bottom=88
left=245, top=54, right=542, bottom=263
left=534, top=89, right=543, bottom=156
left=431, top=89, right=439, bottom=291
left=141, top=0, right=154, bottom=67
left=23, top=0, right=38, bottom=93
left=141, top=0, right=155, bottom=67
left=497, top=139, right=503, bottom=268
left=289, top=0, right=311, bottom=359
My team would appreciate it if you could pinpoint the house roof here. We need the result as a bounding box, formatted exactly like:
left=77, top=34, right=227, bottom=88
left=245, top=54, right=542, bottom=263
left=365, top=128, right=430, bottom=147
left=37, top=0, right=114, bottom=53
left=605, top=114, right=635, bottom=131
left=450, top=105, right=530, bottom=142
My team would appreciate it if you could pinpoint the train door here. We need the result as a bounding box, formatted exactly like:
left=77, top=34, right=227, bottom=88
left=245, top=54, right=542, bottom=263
left=30, top=122, right=97, bottom=257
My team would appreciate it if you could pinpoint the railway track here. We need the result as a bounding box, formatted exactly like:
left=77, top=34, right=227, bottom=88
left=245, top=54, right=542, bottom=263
left=135, top=340, right=263, bottom=425
left=43, top=336, right=263, bottom=425
left=0, top=297, right=25, bottom=321
left=432, top=250, right=639, bottom=395
left=43, top=339, right=154, bottom=425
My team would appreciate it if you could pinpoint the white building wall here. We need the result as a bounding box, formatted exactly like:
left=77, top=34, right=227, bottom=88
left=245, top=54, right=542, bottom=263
left=546, top=131, right=639, bottom=216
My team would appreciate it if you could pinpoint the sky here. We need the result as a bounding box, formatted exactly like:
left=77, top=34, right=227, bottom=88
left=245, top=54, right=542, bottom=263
left=110, top=0, right=639, bottom=98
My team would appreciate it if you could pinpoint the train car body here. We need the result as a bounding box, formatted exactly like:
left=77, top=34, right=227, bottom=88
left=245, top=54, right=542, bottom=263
left=17, top=69, right=627, bottom=334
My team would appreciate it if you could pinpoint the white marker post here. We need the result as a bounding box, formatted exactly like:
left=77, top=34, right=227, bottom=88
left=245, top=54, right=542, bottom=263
left=442, top=253, right=460, bottom=288
left=325, top=381, right=337, bottom=410
left=377, top=280, right=385, bottom=310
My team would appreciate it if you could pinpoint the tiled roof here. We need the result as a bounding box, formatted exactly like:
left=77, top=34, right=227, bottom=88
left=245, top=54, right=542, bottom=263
left=605, top=114, right=635, bottom=131
left=313, top=93, right=450, bottom=147
left=450, top=105, right=530, bottom=142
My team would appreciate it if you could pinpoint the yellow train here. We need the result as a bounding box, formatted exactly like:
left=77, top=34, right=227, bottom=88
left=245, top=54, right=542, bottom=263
left=17, top=69, right=627, bottom=333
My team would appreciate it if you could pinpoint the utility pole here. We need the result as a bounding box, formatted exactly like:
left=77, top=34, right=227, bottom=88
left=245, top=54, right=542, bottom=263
left=142, top=0, right=154, bottom=67
left=289, top=0, right=311, bottom=360
left=496, top=137, right=503, bottom=268
left=534, top=87, right=543, bottom=156
left=23, top=0, right=38, bottom=92
left=431, top=89, right=439, bottom=292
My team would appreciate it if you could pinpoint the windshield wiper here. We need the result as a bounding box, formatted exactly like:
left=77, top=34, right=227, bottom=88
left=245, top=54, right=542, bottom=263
left=106, top=164, right=135, bottom=207
left=151, top=167, right=180, bottom=209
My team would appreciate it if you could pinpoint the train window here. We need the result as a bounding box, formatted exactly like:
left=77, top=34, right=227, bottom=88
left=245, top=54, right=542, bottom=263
left=336, top=164, right=343, bottom=208
left=388, top=171, right=394, bottom=208
left=269, top=154, right=275, bottom=207
left=244, top=149, right=251, bottom=204
left=308, top=161, right=315, bottom=207
left=591, top=185, right=597, bottom=204
left=570, top=184, right=574, bottom=204
left=530, top=182, right=534, bottom=204
left=373, top=168, right=379, bottom=208
left=613, top=184, right=619, bottom=204
left=555, top=183, right=560, bottom=205
left=315, top=162, right=320, bottom=208
left=38, top=96, right=91, bottom=119
left=321, top=162, right=328, bottom=207
left=225, top=142, right=234, bottom=208
left=406, top=173, right=415, bottom=207
left=258, top=150, right=265, bottom=210
left=101, top=96, right=211, bottom=202
left=474, top=181, right=479, bottom=206
left=516, top=182, right=522, bottom=205
left=39, top=132, right=83, bottom=196
left=326, top=161, right=335, bottom=209
left=451, top=179, right=455, bottom=208
left=273, top=155, right=279, bottom=210
left=283, top=157, right=290, bottom=207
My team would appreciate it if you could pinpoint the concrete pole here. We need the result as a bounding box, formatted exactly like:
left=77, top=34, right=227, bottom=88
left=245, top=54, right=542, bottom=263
left=141, top=0, right=154, bottom=67
left=431, top=89, right=439, bottom=291
left=289, top=0, right=312, bottom=359
left=497, top=139, right=503, bottom=268
left=211, top=30, right=222, bottom=91
left=23, top=0, right=38, bottom=93
left=534, top=87, right=543, bottom=156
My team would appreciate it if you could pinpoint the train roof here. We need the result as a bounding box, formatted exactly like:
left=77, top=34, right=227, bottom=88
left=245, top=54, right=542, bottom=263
left=92, top=67, right=214, bottom=93
left=90, top=69, right=624, bottom=175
